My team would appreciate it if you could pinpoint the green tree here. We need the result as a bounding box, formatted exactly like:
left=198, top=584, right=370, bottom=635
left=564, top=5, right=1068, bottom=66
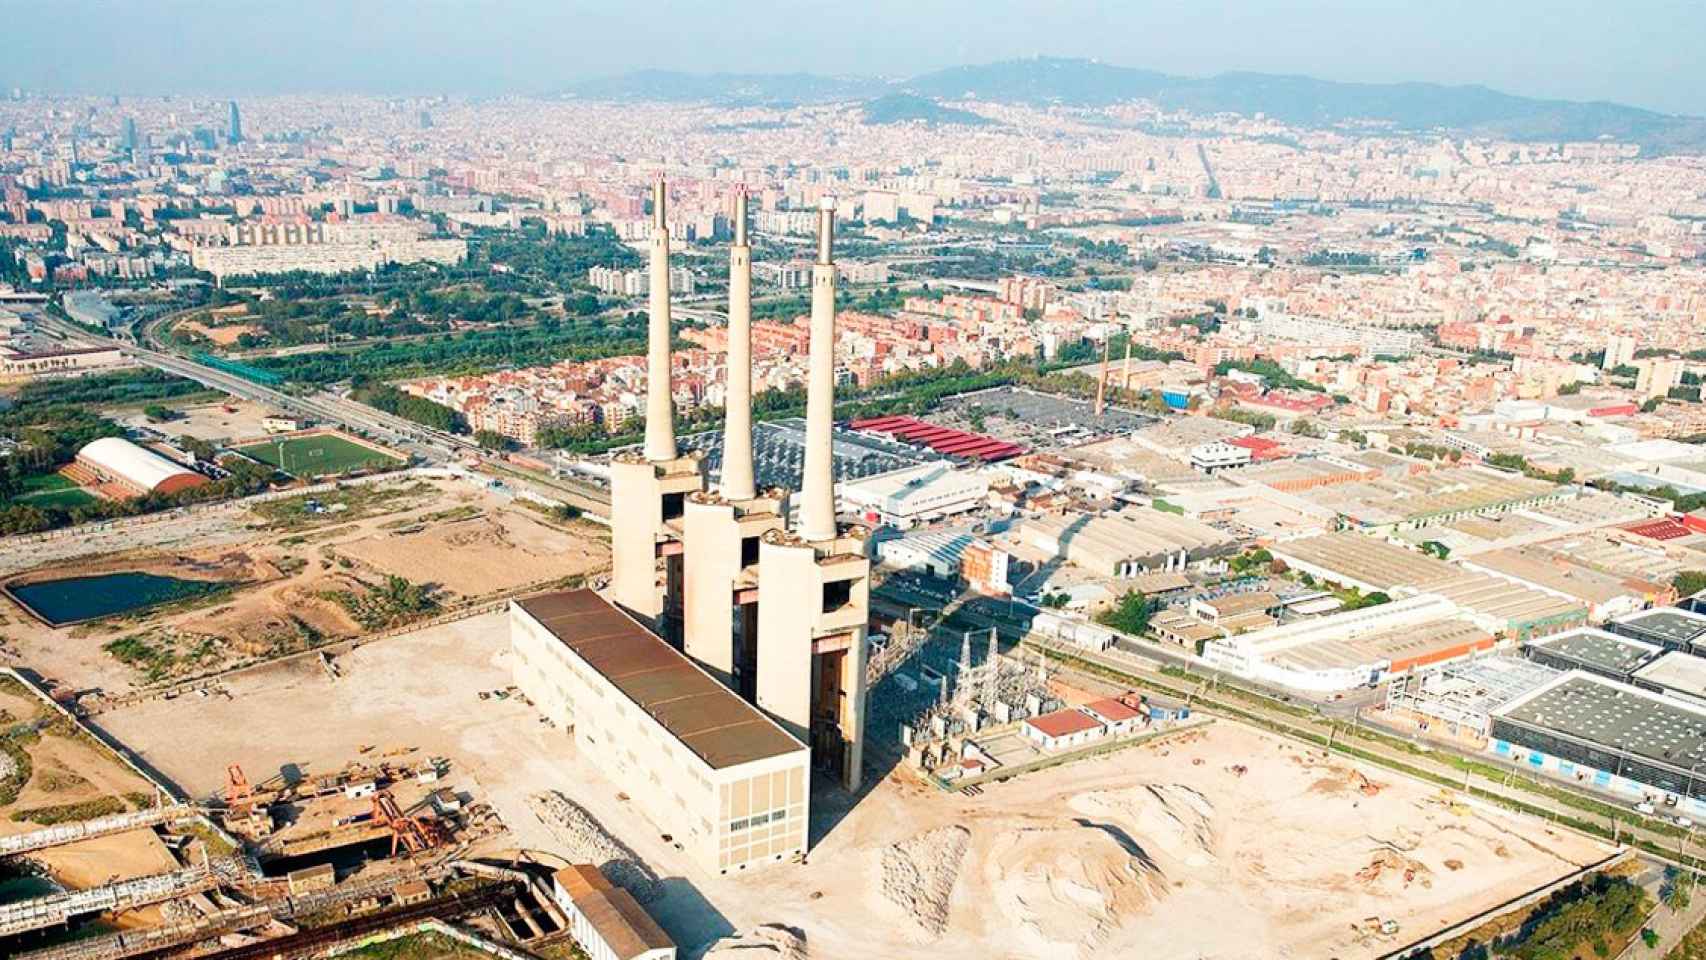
left=1097, top=590, right=1154, bottom=636
left=1674, top=570, right=1706, bottom=598
left=474, top=429, right=511, bottom=451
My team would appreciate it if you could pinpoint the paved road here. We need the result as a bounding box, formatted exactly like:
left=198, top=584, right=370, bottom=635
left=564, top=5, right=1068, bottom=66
left=43, top=311, right=473, bottom=464
left=1620, top=886, right=1706, bottom=959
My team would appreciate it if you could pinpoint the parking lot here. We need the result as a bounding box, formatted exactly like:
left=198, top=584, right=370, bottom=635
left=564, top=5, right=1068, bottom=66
left=936, top=386, right=1156, bottom=447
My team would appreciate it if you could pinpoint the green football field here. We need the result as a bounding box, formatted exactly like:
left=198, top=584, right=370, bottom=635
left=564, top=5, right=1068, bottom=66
left=11, top=474, right=98, bottom=509
left=237, top=433, right=402, bottom=477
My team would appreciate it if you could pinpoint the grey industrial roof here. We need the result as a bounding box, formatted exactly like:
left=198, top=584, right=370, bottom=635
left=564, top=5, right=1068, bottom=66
left=1632, top=652, right=1706, bottom=701
left=677, top=418, right=934, bottom=491
left=1495, top=671, right=1706, bottom=773
left=1613, top=608, right=1706, bottom=647
left=1527, top=628, right=1662, bottom=677
left=515, top=590, right=805, bottom=770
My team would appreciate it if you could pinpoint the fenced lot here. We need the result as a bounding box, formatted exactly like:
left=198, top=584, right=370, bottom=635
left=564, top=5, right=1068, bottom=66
left=236, top=431, right=404, bottom=478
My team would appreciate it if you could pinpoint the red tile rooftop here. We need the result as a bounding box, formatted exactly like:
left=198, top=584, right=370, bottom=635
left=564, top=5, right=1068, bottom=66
left=1083, top=697, right=1144, bottom=723
left=1025, top=708, right=1104, bottom=739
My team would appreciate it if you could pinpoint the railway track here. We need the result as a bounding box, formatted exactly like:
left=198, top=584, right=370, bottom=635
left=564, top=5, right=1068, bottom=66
left=169, top=882, right=519, bottom=960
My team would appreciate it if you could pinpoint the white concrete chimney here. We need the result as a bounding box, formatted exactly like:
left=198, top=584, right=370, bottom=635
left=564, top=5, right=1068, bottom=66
left=721, top=186, right=756, bottom=501
left=798, top=196, right=838, bottom=543
left=644, top=177, right=677, bottom=463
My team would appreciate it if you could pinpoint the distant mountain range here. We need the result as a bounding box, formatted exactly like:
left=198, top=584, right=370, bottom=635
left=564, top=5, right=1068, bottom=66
left=564, top=57, right=1706, bottom=153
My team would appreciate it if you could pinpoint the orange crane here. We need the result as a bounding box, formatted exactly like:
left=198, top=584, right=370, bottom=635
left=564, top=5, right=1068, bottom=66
left=225, top=764, right=254, bottom=814
left=372, top=789, right=447, bottom=857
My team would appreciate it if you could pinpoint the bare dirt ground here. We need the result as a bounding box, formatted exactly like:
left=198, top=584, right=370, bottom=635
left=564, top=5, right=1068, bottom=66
left=113, top=398, right=276, bottom=442
left=0, top=677, right=175, bottom=894
left=173, top=320, right=259, bottom=349
left=0, top=476, right=608, bottom=694
left=95, top=611, right=1615, bottom=960
left=334, top=508, right=604, bottom=599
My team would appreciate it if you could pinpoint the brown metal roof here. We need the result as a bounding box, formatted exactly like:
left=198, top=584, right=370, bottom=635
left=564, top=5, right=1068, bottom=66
left=554, top=865, right=675, bottom=959
left=516, top=590, right=805, bottom=770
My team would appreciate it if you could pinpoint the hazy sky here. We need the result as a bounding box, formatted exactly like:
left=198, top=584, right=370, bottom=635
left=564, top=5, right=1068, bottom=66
left=4, top=0, right=1701, bottom=116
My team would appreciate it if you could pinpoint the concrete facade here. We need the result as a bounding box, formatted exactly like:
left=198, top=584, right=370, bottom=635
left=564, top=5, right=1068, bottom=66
left=511, top=593, right=810, bottom=876
left=608, top=452, right=705, bottom=631
left=756, top=529, right=871, bottom=791
left=609, top=182, right=870, bottom=799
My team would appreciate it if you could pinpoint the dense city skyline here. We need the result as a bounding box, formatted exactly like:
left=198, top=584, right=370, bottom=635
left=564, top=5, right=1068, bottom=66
left=4, top=0, right=1704, bottom=116
left=7, top=6, right=1706, bottom=958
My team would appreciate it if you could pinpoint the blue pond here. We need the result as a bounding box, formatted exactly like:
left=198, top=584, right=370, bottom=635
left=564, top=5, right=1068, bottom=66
left=9, top=572, right=227, bottom=626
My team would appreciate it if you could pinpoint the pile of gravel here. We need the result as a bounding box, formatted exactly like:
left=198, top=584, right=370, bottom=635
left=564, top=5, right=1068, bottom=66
left=528, top=791, right=662, bottom=903
left=879, top=825, right=970, bottom=937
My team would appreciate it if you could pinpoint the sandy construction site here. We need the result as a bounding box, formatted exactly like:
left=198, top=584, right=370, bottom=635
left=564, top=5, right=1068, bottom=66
left=95, top=609, right=1615, bottom=960
left=0, top=475, right=608, bottom=693
left=0, top=675, right=178, bottom=910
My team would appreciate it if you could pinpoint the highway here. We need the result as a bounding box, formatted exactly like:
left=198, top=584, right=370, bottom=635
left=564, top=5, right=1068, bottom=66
left=40, top=309, right=478, bottom=465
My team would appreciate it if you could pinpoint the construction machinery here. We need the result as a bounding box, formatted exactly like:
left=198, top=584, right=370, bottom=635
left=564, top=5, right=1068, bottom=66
left=223, top=765, right=253, bottom=815
left=373, top=790, right=447, bottom=857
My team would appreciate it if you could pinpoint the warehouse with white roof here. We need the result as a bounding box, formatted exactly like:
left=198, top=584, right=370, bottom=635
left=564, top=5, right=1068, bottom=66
left=75, top=437, right=208, bottom=497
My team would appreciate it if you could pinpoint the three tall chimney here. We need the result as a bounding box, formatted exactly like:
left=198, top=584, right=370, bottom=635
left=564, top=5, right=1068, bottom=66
left=644, top=178, right=677, bottom=463
left=721, top=187, right=756, bottom=501
left=798, top=197, right=839, bottom=543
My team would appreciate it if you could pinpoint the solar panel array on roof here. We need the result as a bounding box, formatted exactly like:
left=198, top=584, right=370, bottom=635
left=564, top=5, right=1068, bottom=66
left=515, top=591, right=804, bottom=770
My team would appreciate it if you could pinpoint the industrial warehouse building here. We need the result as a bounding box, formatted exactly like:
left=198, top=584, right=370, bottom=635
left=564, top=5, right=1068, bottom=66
left=1199, top=594, right=1496, bottom=692
left=1524, top=627, right=1661, bottom=681
left=1489, top=670, right=1706, bottom=814
left=1021, top=507, right=1239, bottom=578
left=1630, top=652, right=1706, bottom=708
left=1607, top=607, right=1706, bottom=654
left=74, top=437, right=208, bottom=497
left=1272, top=532, right=1586, bottom=639
left=872, top=530, right=1012, bottom=594
left=551, top=865, right=675, bottom=960
left=510, top=590, right=810, bottom=875
left=838, top=462, right=989, bottom=529
left=1384, top=655, right=1561, bottom=740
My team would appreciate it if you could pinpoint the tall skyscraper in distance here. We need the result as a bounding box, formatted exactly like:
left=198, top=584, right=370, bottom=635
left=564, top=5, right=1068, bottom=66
left=226, top=100, right=242, bottom=145
left=121, top=116, right=138, bottom=152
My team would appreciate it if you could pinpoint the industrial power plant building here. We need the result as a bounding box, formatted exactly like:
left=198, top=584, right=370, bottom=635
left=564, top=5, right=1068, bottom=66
left=516, top=183, right=872, bottom=882
left=511, top=590, right=809, bottom=875
left=74, top=437, right=208, bottom=497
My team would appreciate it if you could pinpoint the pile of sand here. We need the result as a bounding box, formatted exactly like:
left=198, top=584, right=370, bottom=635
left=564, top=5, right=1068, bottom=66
left=700, top=925, right=809, bottom=959
left=984, top=823, right=1170, bottom=957
left=1068, top=783, right=1217, bottom=868
left=879, top=825, right=969, bottom=938
left=1355, top=845, right=1433, bottom=891
left=528, top=791, right=662, bottom=903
